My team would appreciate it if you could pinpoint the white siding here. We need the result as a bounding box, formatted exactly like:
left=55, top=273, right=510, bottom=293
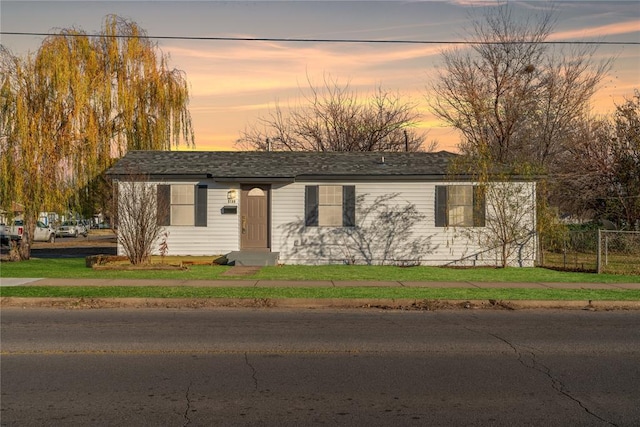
left=117, top=178, right=536, bottom=266
left=271, top=181, right=537, bottom=267
left=117, top=180, right=240, bottom=257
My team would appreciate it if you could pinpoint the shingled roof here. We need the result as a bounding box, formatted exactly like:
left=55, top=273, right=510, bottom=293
left=107, top=150, right=462, bottom=182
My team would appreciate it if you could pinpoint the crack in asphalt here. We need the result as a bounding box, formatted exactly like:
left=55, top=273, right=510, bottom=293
left=244, top=352, right=259, bottom=391
left=183, top=382, right=192, bottom=427
left=470, top=327, right=619, bottom=427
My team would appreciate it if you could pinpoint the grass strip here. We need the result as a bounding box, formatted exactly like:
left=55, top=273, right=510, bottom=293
left=0, top=258, right=231, bottom=280
left=2, top=286, right=639, bottom=301
left=2, top=258, right=640, bottom=284
left=252, top=265, right=640, bottom=283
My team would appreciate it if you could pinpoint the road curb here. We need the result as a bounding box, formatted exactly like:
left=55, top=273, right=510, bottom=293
left=2, top=297, right=639, bottom=310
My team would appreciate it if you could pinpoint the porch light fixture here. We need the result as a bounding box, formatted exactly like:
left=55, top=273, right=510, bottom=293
left=227, top=189, right=238, bottom=204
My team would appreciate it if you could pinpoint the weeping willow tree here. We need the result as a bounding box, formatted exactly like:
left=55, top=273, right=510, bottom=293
left=0, top=15, right=193, bottom=260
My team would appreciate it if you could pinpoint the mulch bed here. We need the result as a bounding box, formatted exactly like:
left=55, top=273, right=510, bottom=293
left=91, top=264, right=188, bottom=271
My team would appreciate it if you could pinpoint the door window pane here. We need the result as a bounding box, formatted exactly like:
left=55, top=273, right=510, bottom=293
left=248, top=188, right=265, bottom=197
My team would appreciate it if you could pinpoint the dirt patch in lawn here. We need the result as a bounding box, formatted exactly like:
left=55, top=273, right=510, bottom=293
left=221, top=266, right=262, bottom=276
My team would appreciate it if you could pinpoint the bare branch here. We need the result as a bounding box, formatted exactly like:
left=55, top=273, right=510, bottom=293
left=430, top=3, right=610, bottom=169
left=115, top=174, right=166, bottom=265
left=237, top=76, right=428, bottom=152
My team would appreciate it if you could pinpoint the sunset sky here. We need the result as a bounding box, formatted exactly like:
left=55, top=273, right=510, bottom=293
left=2, top=1, right=639, bottom=152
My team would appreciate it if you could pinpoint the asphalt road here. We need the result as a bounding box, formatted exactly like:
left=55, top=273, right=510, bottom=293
left=2, top=309, right=639, bottom=426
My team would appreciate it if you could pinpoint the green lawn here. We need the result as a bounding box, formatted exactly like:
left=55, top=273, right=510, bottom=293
left=2, top=257, right=639, bottom=301
left=1, top=257, right=639, bottom=283
left=252, top=264, right=640, bottom=283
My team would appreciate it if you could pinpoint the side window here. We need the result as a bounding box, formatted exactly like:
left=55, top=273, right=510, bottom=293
left=448, top=185, right=473, bottom=226
left=157, top=184, right=207, bottom=226
left=305, top=185, right=355, bottom=227
left=435, top=185, right=485, bottom=227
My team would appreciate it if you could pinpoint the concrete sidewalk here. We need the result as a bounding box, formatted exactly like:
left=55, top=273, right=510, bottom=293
left=1, top=277, right=639, bottom=289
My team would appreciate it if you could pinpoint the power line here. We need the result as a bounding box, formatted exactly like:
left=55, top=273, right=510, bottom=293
left=1, top=31, right=638, bottom=46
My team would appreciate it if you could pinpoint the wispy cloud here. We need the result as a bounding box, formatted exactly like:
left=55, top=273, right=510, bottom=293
left=167, top=40, right=441, bottom=67
left=167, top=40, right=442, bottom=98
left=550, top=20, right=640, bottom=41
left=447, top=0, right=504, bottom=7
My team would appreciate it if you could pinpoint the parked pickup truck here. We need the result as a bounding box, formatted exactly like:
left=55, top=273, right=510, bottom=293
left=0, top=220, right=56, bottom=245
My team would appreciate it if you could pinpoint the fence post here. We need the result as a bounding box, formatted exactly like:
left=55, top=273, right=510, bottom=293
left=596, top=229, right=601, bottom=274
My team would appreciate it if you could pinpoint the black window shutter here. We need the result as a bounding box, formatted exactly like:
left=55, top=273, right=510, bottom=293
left=157, top=185, right=170, bottom=226
left=473, top=186, right=486, bottom=227
left=112, top=183, right=120, bottom=229
left=305, top=185, right=318, bottom=226
left=342, top=185, right=356, bottom=227
left=195, top=185, right=208, bottom=227
left=435, top=186, right=448, bottom=227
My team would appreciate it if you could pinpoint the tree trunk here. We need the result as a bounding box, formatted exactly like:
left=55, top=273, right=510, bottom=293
left=17, top=214, right=36, bottom=261
left=501, top=244, right=508, bottom=268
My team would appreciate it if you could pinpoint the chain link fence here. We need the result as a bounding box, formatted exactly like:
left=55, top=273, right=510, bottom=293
left=597, top=230, right=640, bottom=275
left=539, top=229, right=640, bottom=275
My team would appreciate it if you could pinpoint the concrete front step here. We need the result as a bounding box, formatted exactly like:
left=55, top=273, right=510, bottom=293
left=226, top=251, right=279, bottom=266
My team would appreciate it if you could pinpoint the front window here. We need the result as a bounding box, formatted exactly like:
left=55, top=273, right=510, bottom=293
left=318, top=185, right=343, bottom=226
left=305, top=185, right=355, bottom=227
left=171, top=185, right=195, bottom=226
left=157, top=184, right=207, bottom=227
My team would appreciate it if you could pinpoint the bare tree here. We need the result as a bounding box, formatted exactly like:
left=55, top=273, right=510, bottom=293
left=460, top=182, right=537, bottom=268
left=554, top=91, right=640, bottom=228
left=237, top=76, right=435, bottom=152
left=551, top=115, right=612, bottom=221
left=116, top=177, right=167, bottom=265
left=611, top=91, right=640, bottom=228
left=430, top=4, right=610, bottom=169
left=431, top=4, right=611, bottom=261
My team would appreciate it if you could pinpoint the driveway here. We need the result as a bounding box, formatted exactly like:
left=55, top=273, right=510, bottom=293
left=0, top=232, right=117, bottom=259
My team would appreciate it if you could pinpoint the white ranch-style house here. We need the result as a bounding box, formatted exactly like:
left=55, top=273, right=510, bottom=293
left=107, top=151, right=537, bottom=267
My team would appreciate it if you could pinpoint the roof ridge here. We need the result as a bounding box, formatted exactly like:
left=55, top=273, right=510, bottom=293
left=107, top=150, right=460, bottom=180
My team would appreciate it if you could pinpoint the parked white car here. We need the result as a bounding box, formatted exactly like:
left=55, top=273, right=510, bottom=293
left=56, top=220, right=88, bottom=238
left=0, top=220, right=56, bottom=244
